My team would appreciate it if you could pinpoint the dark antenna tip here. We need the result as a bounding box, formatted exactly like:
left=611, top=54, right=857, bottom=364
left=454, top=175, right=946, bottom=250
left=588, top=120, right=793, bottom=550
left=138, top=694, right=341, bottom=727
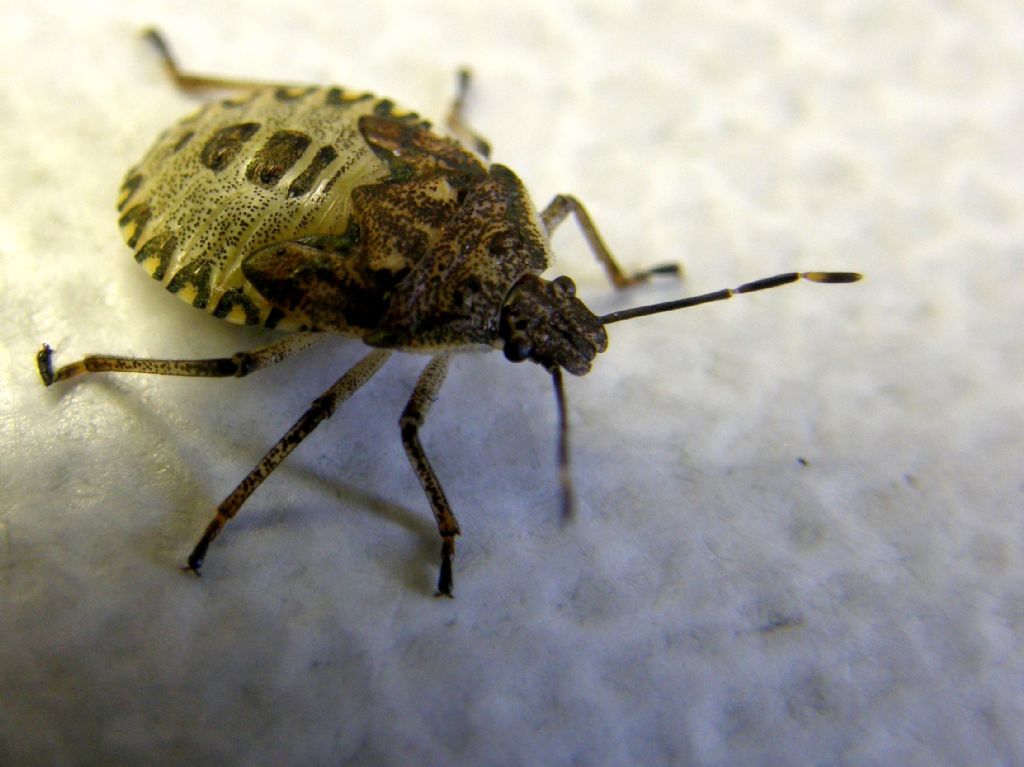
left=600, top=269, right=862, bottom=325
left=804, top=271, right=863, bottom=283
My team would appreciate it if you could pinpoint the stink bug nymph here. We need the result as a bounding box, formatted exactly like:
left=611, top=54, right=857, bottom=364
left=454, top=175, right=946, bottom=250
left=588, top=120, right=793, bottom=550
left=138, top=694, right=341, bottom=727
left=37, top=30, right=861, bottom=596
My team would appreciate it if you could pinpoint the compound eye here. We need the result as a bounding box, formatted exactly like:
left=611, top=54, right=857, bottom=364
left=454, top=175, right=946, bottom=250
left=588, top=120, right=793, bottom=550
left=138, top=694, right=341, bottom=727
left=503, top=338, right=531, bottom=363
left=552, top=275, right=576, bottom=297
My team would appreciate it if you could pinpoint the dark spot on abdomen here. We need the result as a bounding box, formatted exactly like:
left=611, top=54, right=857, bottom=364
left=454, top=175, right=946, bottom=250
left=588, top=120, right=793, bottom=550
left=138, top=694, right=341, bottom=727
left=167, top=258, right=214, bottom=309
left=245, top=130, right=312, bottom=187
left=212, top=286, right=262, bottom=324
left=274, top=87, right=318, bottom=101
left=118, top=174, right=144, bottom=211
left=172, top=131, right=195, bottom=153
left=287, top=145, right=338, bottom=198
left=118, top=203, right=151, bottom=248
left=325, top=88, right=372, bottom=108
left=200, top=122, right=260, bottom=171
left=134, top=232, right=178, bottom=281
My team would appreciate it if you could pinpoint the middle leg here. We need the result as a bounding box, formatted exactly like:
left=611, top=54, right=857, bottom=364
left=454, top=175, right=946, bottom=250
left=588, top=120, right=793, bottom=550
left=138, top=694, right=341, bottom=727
left=399, top=352, right=462, bottom=597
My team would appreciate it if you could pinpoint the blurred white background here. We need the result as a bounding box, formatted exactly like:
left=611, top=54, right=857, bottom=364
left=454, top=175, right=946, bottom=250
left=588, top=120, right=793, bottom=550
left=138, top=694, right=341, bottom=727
left=2, top=1, right=1021, bottom=764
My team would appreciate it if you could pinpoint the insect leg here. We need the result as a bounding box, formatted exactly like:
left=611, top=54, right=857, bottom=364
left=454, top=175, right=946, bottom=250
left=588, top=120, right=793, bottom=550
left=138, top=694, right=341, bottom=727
left=446, top=69, right=492, bottom=159
left=185, top=348, right=392, bottom=575
left=36, top=334, right=322, bottom=387
left=398, top=353, right=461, bottom=597
left=539, top=194, right=680, bottom=289
left=141, top=28, right=288, bottom=93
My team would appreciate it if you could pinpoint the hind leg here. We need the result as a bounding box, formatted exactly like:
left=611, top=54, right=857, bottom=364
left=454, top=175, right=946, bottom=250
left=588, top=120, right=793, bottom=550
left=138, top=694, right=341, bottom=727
left=36, top=334, right=322, bottom=386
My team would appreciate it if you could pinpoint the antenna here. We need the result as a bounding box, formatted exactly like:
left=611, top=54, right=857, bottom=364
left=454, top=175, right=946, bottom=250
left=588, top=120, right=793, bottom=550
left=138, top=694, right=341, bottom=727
left=554, top=270, right=862, bottom=518
left=601, top=272, right=861, bottom=325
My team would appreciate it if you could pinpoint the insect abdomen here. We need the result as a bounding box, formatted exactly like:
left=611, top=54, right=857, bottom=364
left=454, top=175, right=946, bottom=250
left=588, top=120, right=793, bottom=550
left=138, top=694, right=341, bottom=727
left=118, top=86, right=427, bottom=329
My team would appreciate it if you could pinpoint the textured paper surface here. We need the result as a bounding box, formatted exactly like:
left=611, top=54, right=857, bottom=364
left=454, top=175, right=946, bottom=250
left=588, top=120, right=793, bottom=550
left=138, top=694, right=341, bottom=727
left=2, top=1, right=1022, bottom=764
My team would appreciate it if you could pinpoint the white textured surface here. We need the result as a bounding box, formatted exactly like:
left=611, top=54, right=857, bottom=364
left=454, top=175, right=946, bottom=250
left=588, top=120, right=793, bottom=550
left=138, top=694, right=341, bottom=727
left=2, top=1, right=1022, bottom=765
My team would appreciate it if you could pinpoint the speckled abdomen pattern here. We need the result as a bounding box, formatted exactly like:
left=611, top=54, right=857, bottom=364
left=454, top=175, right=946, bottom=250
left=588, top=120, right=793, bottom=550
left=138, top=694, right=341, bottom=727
left=117, top=86, right=425, bottom=328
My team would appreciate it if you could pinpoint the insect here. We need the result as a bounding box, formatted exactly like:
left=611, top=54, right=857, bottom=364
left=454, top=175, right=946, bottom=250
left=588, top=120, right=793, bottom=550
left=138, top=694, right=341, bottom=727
left=37, top=29, right=860, bottom=596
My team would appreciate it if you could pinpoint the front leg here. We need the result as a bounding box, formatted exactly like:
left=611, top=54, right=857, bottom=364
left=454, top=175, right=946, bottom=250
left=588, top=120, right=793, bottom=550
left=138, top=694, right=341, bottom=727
left=399, top=353, right=461, bottom=597
left=539, top=194, right=680, bottom=289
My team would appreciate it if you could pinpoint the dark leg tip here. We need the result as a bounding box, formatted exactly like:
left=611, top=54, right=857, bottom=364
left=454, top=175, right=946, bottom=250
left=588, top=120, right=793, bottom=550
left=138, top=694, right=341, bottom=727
left=638, top=262, right=682, bottom=280
left=183, top=539, right=208, bottom=577
left=141, top=28, right=169, bottom=55
left=618, top=261, right=682, bottom=288
left=434, top=564, right=454, bottom=598
left=434, top=538, right=455, bottom=598
left=37, top=344, right=55, bottom=386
